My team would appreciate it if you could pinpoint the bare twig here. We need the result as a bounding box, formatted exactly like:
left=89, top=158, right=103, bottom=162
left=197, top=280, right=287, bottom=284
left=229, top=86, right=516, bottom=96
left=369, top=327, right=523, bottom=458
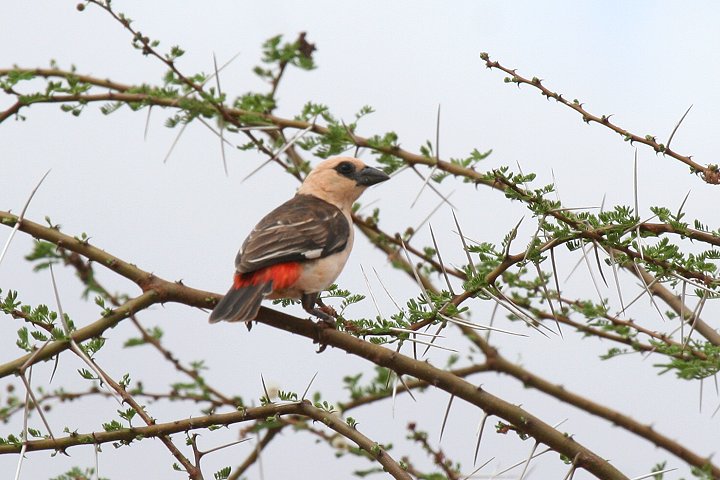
left=480, top=53, right=718, bottom=184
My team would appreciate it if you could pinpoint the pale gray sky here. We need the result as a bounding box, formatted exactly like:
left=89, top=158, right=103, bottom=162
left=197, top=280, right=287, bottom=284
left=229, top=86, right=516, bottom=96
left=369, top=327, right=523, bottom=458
left=2, top=1, right=719, bottom=479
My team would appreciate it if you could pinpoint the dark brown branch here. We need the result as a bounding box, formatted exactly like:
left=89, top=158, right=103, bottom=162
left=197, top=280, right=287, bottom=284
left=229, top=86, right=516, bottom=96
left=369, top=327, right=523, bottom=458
left=227, top=426, right=284, bottom=480
left=0, top=291, right=158, bottom=378
left=0, top=400, right=408, bottom=479
left=354, top=211, right=720, bottom=476
left=295, top=401, right=411, bottom=480
left=479, top=53, right=720, bottom=185
left=0, top=211, right=627, bottom=480
left=253, top=311, right=628, bottom=480
left=464, top=331, right=720, bottom=478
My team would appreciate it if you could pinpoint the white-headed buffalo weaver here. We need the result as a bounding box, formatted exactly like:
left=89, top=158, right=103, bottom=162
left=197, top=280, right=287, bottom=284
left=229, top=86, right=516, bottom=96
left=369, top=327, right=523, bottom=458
left=209, top=157, right=390, bottom=324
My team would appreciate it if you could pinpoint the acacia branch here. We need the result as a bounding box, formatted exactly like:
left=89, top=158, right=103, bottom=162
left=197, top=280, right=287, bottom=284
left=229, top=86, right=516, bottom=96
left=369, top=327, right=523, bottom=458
left=534, top=300, right=711, bottom=362
left=227, top=426, right=284, bottom=480
left=0, top=399, right=408, bottom=479
left=3, top=68, right=719, bottom=292
left=295, top=401, right=411, bottom=480
left=627, top=262, right=720, bottom=345
left=355, top=203, right=720, bottom=347
left=478, top=53, right=720, bottom=184
left=0, top=212, right=626, bottom=479
left=87, top=353, right=201, bottom=477
left=0, top=291, right=157, bottom=379
left=338, top=364, right=490, bottom=411
left=464, top=330, right=720, bottom=478
left=355, top=211, right=719, bottom=475
left=3, top=207, right=716, bottom=478
left=254, top=310, right=628, bottom=480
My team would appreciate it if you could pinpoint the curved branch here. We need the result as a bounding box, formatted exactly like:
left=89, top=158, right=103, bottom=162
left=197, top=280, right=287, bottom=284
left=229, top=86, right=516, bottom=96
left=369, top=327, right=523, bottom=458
left=0, top=400, right=409, bottom=479
left=465, top=331, right=720, bottom=478
left=2, top=71, right=719, bottom=290
left=0, top=212, right=627, bottom=479
left=355, top=211, right=720, bottom=475
left=253, top=311, right=628, bottom=480
left=478, top=53, right=719, bottom=184
left=0, top=291, right=157, bottom=378
left=296, top=402, right=411, bottom=479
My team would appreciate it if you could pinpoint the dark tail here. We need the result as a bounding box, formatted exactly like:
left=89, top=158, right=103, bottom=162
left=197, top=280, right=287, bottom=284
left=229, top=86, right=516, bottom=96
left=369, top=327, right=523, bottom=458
left=209, top=282, right=272, bottom=323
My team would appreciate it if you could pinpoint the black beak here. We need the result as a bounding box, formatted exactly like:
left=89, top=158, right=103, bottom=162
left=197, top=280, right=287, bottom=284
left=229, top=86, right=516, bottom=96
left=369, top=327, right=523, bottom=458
left=355, top=166, right=390, bottom=186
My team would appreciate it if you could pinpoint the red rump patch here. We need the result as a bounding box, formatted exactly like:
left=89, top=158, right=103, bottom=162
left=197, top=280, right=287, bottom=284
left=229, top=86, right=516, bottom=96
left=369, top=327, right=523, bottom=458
left=233, top=262, right=301, bottom=290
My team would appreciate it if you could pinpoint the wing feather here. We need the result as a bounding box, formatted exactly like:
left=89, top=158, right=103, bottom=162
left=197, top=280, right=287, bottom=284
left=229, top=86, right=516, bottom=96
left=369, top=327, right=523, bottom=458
left=235, top=194, right=350, bottom=273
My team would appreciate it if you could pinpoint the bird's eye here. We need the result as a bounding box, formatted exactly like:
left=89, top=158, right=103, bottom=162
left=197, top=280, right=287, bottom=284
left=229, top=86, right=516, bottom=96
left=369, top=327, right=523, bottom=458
left=335, top=161, right=356, bottom=176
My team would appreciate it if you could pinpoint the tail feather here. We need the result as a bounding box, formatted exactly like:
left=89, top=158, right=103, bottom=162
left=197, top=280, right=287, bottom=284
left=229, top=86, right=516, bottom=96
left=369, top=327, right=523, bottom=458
left=209, top=282, right=272, bottom=323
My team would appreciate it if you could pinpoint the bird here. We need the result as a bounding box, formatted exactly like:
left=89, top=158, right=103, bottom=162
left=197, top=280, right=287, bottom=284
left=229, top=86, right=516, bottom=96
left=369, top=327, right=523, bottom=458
left=209, top=157, right=390, bottom=325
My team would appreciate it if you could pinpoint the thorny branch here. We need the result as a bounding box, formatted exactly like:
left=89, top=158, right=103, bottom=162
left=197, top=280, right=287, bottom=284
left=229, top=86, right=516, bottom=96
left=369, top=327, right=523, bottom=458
left=478, top=52, right=720, bottom=185
left=2, top=76, right=717, bottom=476
left=2, top=5, right=719, bottom=478
left=357, top=212, right=720, bottom=477
left=0, top=210, right=629, bottom=480
left=3, top=68, right=718, bottom=293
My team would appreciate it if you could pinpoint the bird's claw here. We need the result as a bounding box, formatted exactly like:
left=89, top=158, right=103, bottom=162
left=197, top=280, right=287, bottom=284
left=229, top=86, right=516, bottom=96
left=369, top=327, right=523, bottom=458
left=317, top=302, right=338, bottom=318
left=311, top=309, right=337, bottom=353
left=309, top=308, right=337, bottom=328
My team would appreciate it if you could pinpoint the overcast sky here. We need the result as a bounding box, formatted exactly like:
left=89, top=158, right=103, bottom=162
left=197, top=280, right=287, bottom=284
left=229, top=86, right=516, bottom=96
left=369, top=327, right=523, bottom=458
left=2, top=2, right=720, bottom=479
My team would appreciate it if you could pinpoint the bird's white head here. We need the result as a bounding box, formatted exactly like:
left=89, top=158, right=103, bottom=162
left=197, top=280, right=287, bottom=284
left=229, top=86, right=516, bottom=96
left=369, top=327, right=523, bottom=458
left=297, top=157, right=390, bottom=212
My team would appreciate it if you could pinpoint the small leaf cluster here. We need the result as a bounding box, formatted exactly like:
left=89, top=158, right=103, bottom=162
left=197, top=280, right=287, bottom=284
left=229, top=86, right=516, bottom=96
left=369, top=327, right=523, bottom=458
left=294, top=103, right=375, bottom=159
left=170, top=370, right=216, bottom=406
left=432, top=148, right=493, bottom=183
left=0, top=385, right=22, bottom=423
left=321, top=284, right=366, bottom=315
left=123, top=325, right=163, bottom=347
left=4, top=62, right=92, bottom=117
left=25, top=240, right=62, bottom=271
left=654, top=341, right=720, bottom=380
left=366, top=131, right=403, bottom=174
left=214, top=466, right=232, bottom=480
left=341, top=367, right=393, bottom=405
left=255, top=33, right=316, bottom=78
left=50, top=467, right=107, bottom=480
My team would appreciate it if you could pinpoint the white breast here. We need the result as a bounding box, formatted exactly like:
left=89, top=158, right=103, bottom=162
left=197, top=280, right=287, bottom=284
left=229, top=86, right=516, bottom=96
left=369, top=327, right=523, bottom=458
left=294, top=230, right=354, bottom=293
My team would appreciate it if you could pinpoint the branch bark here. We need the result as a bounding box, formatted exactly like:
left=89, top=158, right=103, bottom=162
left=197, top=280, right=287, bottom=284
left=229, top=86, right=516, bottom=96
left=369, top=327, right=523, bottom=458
left=0, top=210, right=628, bottom=479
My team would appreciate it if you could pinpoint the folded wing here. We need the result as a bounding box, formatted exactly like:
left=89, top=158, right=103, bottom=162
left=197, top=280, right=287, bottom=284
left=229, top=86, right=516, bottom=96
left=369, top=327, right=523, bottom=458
left=236, top=194, right=350, bottom=273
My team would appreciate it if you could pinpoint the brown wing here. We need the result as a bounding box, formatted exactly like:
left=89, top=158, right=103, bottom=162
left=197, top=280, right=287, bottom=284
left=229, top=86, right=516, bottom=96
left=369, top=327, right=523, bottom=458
left=235, top=194, right=350, bottom=273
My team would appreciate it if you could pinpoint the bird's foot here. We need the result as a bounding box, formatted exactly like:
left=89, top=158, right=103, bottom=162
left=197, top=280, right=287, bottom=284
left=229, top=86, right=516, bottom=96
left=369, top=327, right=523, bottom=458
left=302, top=293, right=336, bottom=326
left=309, top=308, right=337, bottom=328
left=313, top=318, right=333, bottom=353
left=318, top=303, right=338, bottom=319
left=308, top=307, right=337, bottom=353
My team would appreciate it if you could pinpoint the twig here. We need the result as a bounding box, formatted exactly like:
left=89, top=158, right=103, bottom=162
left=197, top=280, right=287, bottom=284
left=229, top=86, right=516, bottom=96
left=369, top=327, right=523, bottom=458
left=480, top=53, right=719, bottom=184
